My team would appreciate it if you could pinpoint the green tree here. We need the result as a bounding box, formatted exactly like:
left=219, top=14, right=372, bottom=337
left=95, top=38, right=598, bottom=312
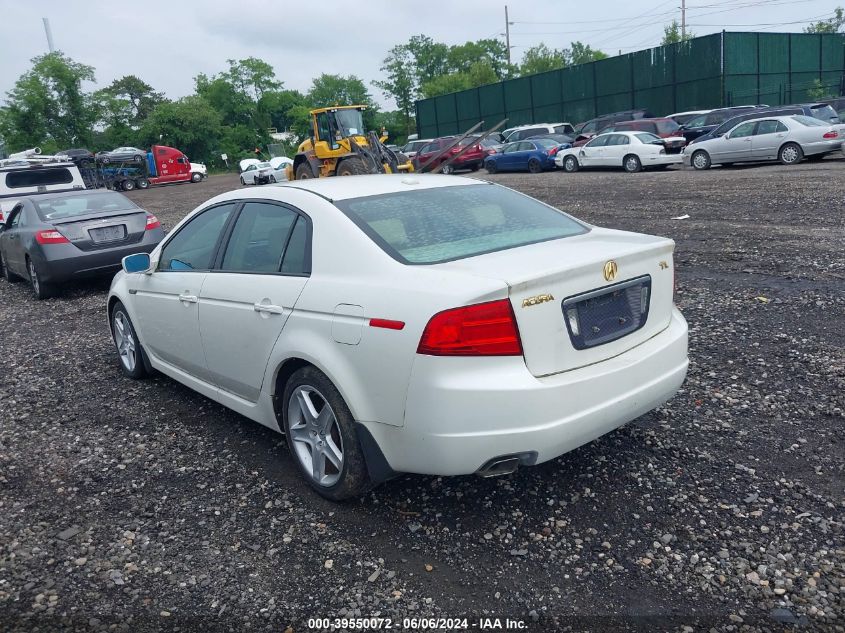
left=520, top=43, right=567, bottom=75
left=258, top=89, right=307, bottom=132
left=568, top=42, right=608, bottom=65
left=220, top=57, right=282, bottom=101
left=805, top=7, right=844, bottom=32
left=0, top=52, right=96, bottom=152
left=448, top=39, right=511, bottom=78
left=807, top=78, right=834, bottom=101
left=661, top=20, right=694, bottom=45
left=405, top=35, right=451, bottom=85
left=306, top=74, right=379, bottom=131
left=373, top=110, right=412, bottom=145
left=138, top=96, right=222, bottom=163
left=374, top=44, right=417, bottom=135
left=99, top=75, right=165, bottom=126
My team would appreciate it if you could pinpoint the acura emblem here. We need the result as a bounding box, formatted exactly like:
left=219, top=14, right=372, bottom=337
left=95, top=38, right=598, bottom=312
left=603, top=260, right=618, bottom=282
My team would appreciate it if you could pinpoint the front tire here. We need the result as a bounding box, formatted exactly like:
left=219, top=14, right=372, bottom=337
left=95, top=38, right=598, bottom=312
left=779, top=142, right=803, bottom=165
left=191, top=172, right=203, bottom=183
left=1, top=251, right=22, bottom=282
left=527, top=158, right=542, bottom=174
left=110, top=301, right=149, bottom=379
left=240, top=176, right=246, bottom=186
left=135, top=177, right=150, bottom=189
left=563, top=155, right=579, bottom=173
left=337, top=157, right=370, bottom=176
left=295, top=164, right=314, bottom=180
left=28, top=258, right=55, bottom=300
left=283, top=366, right=370, bottom=501
left=485, top=161, right=498, bottom=174
left=691, top=150, right=711, bottom=170
left=623, top=154, right=642, bottom=173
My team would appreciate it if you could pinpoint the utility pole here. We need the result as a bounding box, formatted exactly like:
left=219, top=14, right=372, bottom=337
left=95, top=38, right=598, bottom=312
left=42, top=17, right=55, bottom=53
left=505, top=5, right=511, bottom=65
left=681, top=0, right=686, bottom=39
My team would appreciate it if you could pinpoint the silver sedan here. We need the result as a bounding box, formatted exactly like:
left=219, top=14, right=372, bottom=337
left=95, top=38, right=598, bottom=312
left=684, top=115, right=845, bottom=169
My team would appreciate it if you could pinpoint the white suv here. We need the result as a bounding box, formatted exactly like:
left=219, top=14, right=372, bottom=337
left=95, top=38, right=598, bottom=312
left=502, top=123, right=575, bottom=142
left=0, top=154, right=86, bottom=201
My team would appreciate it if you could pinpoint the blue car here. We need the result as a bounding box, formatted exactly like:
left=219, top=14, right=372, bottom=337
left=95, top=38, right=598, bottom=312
left=484, top=139, right=565, bottom=173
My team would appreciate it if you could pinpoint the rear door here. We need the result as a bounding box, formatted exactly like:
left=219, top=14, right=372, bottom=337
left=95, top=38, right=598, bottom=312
left=751, top=119, right=788, bottom=160
left=130, top=202, right=236, bottom=381
left=198, top=201, right=310, bottom=401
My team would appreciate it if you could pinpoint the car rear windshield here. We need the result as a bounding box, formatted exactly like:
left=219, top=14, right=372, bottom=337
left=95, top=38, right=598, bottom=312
left=810, top=104, right=838, bottom=121
left=33, top=192, right=137, bottom=221
left=656, top=119, right=681, bottom=135
left=335, top=184, right=587, bottom=264
left=792, top=115, right=828, bottom=127
left=533, top=139, right=559, bottom=149
left=635, top=133, right=662, bottom=144
left=5, top=168, right=74, bottom=189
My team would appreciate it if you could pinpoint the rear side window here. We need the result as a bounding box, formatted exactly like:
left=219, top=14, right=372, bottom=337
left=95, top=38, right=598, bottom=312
left=5, top=168, right=74, bottom=189
left=159, top=203, right=235, bottom=271
left=335, top=184, right=587, bottom=265
left=516, top=128, right=547, bottom=140
left=792, top=115, right=827, bottom=127
left=221, top=202, right=298, bottom=273
left=280, top=217, right=309, bottom=274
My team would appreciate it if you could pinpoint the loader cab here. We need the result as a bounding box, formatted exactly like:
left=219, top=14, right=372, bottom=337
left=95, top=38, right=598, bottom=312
left=312, top=107, right=367, bottom=152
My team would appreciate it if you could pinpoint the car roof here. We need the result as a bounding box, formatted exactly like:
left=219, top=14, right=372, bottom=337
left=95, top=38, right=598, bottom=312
left=274, top=174, right=487, bottom=202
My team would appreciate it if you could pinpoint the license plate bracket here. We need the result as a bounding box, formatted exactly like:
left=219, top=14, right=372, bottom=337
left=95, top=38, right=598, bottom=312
left=89, top=225, right=126, bottom=243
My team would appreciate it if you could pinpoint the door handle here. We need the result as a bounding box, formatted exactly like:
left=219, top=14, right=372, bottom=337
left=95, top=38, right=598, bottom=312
left=253, top=303, right=285, bottom=315
left=178, top=293, right=198, bottom=303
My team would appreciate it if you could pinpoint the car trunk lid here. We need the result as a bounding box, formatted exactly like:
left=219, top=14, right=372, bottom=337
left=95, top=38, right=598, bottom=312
left=52, top=209, right=147, bottom=251
left=431, top=227, right=676, bottom=376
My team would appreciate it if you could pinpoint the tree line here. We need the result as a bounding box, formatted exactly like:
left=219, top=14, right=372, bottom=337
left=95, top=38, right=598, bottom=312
left=2, top=10, right=840, bottom=164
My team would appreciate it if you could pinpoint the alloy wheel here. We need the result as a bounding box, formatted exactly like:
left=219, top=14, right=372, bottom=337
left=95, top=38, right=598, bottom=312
left=28, top=260, right=39, bottom=294
left=113, top=311, right=137, bottom=372
left=287, top=385, right=344, bottom=487
left=781, top=146, right=799, bottom=164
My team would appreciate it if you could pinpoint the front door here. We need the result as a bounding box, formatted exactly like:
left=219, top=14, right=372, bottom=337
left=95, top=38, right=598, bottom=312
left=579, top=135, right=609, bottom=166
left=198, top=201, right=310, bottom=401
left=714, top=121, right=756, bottom=163
left=130, top=202, right=237, bottom=381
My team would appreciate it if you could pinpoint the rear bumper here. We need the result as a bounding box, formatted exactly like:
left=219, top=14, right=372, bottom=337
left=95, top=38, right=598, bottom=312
left=35, top=230, right=163, bottom=283
left=362, top=308, right=689, bottom=476
left=803, top=139, right=843, bottom=156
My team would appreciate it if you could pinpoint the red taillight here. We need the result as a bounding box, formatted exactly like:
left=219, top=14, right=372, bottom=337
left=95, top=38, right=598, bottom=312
left=369, top=318, right=405, bottom=331
left=145, top=213, right=161, bottom=230
left=487, top=149, right=497, bottom=155
left=548, top=147, right=559, bottom=156
left=35, top=229, right=69, bottom=245
left=417, top=299, right=522, bottom=356
left=823, top=131, right=838, bottom=139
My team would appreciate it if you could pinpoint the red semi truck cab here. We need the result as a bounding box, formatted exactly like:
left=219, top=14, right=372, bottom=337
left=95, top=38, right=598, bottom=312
left=146, top=145, right=192, bottom=184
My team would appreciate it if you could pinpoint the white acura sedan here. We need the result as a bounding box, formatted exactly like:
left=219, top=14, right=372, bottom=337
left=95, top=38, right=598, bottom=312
left=108, top=175, right=688, bottom=500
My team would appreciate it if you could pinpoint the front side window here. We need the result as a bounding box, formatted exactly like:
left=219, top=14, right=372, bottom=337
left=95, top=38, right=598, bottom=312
left=221, top=202, right=298, bottom=273
left=585, top=135, right=610, bottom=148
left=159, top=203, right=235, bottom=271
left=335, top=184, right=587, bottom=265
left=729, top=122, right=756, bottom=138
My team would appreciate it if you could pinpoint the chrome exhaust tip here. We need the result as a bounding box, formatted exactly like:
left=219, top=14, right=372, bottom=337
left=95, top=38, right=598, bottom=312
left=477, top=457, right=521, bottom=478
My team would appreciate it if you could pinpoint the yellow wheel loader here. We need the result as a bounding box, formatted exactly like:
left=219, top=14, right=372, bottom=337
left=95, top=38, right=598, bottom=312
left=288, top=105, right=414, bottom=180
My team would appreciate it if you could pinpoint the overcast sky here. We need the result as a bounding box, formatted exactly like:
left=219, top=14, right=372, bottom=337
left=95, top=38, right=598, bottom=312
left=0, top=0, right=837, bottom=109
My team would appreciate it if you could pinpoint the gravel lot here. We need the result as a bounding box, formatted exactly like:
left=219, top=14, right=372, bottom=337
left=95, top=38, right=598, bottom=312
left=1, top=160, right=843, bottom=632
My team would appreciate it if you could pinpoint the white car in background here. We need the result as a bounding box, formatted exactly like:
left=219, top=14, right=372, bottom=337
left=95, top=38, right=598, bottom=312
left=108, top=175, right=688, bottom=500
left=239, top=160, right=286, bottom=185
left=556, top=131, right=685, bottom=173
left=684, top=114, right=845, bottom=169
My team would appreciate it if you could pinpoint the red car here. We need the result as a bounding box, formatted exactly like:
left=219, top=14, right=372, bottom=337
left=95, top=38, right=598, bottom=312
left=412, top=137, right=487, bottom=174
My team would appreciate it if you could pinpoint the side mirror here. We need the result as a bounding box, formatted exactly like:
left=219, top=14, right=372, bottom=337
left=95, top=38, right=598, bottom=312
left=122, top=252, right=151, bottom=274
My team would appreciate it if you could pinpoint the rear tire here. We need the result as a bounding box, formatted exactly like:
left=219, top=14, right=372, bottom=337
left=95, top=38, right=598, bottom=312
left=135, top=177, right=150, bottom=189
left=133, top=154, right=143, bottom=162
left=121, top=179, right=136, bottom=191
left=337, top=157, right=370, bottom=176
left=623, top=154, right=642, bottom=173
left=110, top=301, right=150, bottom=379
left=528, top=158, right=542, bottom=173
left=441, top=163, right=454, bottom=175
left=28, top=257, right=56, bottom=300
left=1, top=251, right=22, bottom=282
left=240, top=176, right=246, bottom=185
left=485, top=161, right=498, bottom=174
left=296, top=164, right=314, bottom=180
left=779, top=142, right=803, bottom=165
left=691, top=150, right=711, bottom=170
left=563, top=155, right=579, bottom=173
left=283, top=366, right=371, bottom=501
